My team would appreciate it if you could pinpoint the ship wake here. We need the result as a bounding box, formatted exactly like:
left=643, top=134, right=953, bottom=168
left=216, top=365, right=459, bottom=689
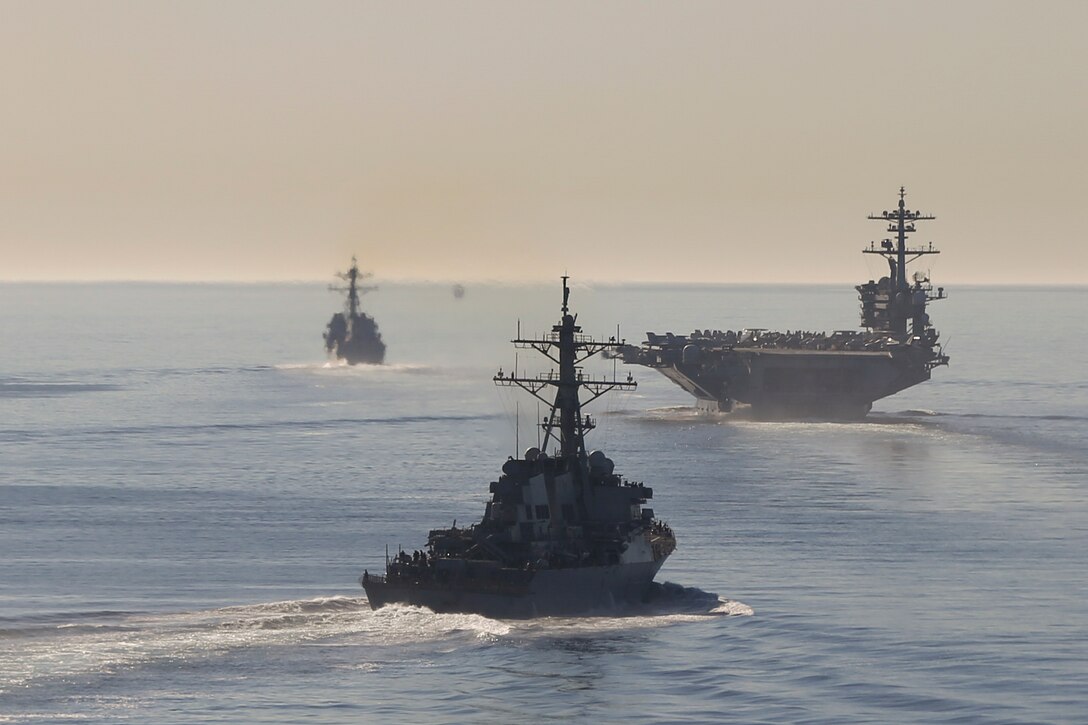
left=629, top=406, right=726, bottom=424
left=0, top=596, right=502, bottom=694
left=275, top=361, right=437, bottom=375
left=2, top=589, right=751, bottom=695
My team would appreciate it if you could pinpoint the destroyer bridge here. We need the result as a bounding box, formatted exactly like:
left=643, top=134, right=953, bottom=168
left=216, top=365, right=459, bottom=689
left=621, top=188, right=949, bottom=420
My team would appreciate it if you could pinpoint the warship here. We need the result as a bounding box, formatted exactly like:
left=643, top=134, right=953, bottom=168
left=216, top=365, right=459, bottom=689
left=323, top=256, right=386, bottom=365
left=362, top=277, right=676, bottom=618
left=621, top=188, right=948, bottom=420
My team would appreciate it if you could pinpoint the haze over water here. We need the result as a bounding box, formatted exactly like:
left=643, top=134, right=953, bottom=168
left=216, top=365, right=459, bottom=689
left=2, top=281, right=1085, bottom=723
left=4, top=2, right=1087, bottom=285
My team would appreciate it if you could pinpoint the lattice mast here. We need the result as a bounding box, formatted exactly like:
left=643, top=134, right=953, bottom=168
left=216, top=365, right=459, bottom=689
left=494, top=277, right=635, bottom=460
left=329, top=255, right=378, bottom=318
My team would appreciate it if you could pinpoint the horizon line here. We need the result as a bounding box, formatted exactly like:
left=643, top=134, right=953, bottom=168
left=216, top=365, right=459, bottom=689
left=1, top=277, right=1084, bottom=288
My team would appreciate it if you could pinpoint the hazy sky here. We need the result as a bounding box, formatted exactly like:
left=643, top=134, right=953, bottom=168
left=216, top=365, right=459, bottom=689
left=2, top=1, right=1085, bottom=283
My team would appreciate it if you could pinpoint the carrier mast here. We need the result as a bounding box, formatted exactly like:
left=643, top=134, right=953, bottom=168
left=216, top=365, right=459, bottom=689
left=862, top=187, right=946, bottom=338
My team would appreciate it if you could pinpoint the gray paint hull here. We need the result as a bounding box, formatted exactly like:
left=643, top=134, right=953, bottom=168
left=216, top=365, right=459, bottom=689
left=651, top=347, right=933, bottom=419
left=363, top=559, right=667, bottom=619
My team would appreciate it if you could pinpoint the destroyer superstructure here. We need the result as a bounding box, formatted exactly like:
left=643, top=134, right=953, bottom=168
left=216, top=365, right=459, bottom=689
left=362, top=278, right=676, bottom=617
left=323, top=256, right=386, bottom=365
left=622, top=188, right=948, bottom=419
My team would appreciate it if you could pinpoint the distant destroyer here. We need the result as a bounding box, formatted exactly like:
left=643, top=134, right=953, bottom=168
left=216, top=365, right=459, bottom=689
left=324, top=256, right=386, bottom=365
left=362, top=277, right=676, bottom=617
left=622, top=188, right=948, bottom=420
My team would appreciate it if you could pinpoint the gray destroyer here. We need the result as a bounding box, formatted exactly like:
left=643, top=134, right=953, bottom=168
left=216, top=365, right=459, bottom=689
left=362, top=278, right=676, bottom=618
left=622, top=188, right=948, bottom=420
left=324, top=256, right=386, bottom=365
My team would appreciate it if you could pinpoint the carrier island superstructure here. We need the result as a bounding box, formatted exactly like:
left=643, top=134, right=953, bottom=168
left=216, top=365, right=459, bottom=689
left=621, top=188, right=949, bottom=420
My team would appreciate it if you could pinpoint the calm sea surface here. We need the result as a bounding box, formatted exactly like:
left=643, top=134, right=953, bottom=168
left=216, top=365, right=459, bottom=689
left=1, top=282, right=1085, bottom=724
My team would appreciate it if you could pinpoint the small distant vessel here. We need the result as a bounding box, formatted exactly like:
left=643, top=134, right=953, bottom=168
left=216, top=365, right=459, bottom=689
left=362, top=277, right=676, bottom=618
left=621, top=188, right=949, bottom=420
left=323, top=256, right=386, bottom=365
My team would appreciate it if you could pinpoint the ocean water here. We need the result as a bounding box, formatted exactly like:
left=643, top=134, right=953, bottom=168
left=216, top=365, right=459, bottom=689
left=1, top=281, right=1085, bottom=724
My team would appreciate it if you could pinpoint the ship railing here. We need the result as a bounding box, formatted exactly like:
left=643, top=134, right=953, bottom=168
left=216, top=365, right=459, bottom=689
left=514, top=331, right=616, bottom=347
left=377, top=566, right=533, bottom=595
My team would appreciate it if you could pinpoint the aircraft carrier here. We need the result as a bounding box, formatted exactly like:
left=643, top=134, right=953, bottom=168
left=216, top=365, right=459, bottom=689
left=621, top=188, right=949, bottom=420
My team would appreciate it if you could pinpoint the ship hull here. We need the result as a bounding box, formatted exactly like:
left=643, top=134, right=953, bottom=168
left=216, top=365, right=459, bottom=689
left=363, top=558, right=667, bottom=619
left=337, top=341, right=385, bottom=366
left=644, top=346, right=936, bottom=420
left=324, top=312, right=386, bottom=365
